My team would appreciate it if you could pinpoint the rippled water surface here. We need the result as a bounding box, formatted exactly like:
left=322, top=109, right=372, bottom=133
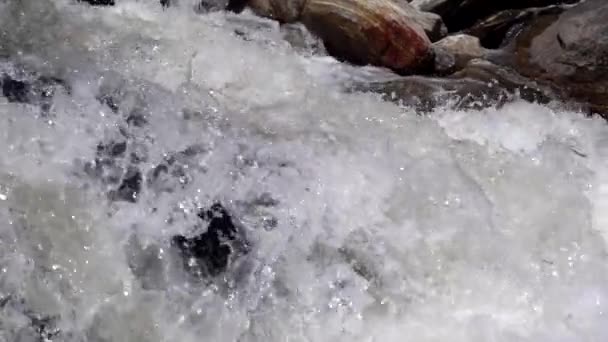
left=1, top=1, right=608, bottom=341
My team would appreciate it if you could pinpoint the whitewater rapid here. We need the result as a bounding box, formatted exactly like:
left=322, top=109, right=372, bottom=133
left=1, top=1, right=607, bottom=341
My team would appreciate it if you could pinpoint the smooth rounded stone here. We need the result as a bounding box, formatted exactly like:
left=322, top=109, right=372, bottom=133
left=515, top=0, right=608, bottom=116
left=301, top=0, right=434, bottom=74
left=433, top=34, right=488, bottom=70
left=351, top=59, right=554, bottom=112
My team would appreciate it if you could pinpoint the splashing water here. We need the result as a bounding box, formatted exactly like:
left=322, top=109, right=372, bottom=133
left=1, top=1, right=607, bottom=341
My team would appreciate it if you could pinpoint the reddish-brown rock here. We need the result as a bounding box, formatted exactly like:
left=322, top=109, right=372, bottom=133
left=301, top=0, right=434, bottom=74
left=232, top=0, right=435, bottom=74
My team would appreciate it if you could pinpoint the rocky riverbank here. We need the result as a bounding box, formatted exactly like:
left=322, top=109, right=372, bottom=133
left=140, top=0, right=606, bottom=117
left=70, top=0, right=608, bottom=117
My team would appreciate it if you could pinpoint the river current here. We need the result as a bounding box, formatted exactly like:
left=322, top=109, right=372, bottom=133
left=1, top=1, right=608, bottom=341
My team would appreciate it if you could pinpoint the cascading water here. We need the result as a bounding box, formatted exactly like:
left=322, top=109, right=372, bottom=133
left=1, top=1, right=607, bottom=341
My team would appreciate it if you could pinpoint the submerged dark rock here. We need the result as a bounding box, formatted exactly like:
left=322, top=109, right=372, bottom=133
left=78, top=0, right=115, bottom=6
left=171, top=203, right=247, bottom=278
left=110, top=167, right=142, bottom=203
left=2, top=76, right=29, bottom=103
left=1, top=74, right=68, bottom=115
left=227, top=0, right=249, bottom=12
left=146, top=144, right=208, bottom=194
left=353, top=59, right=553, bottom=112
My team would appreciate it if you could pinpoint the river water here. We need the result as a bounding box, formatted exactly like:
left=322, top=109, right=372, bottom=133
left=1, top=1, right=607, bottom=341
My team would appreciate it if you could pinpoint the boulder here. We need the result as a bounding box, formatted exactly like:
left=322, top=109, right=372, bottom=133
left=515, top=0, right=608, bottom=116
left=301, top=0, right=434, bottom=74
left=233, top=0, right=434, bottom=74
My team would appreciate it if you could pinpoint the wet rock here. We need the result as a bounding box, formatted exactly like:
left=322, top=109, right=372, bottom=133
left=353, top=59, right=553, bottom=111
left=449, top=59, right=553, bottom=108
left=515, top=0, right=608, bottom=116
left=411, top=0, right=580, bottom=32
left=432, top=45, right=457, bottom=75
left=109, top=166, right=142, bottom=203
left=194, top=0, right=232, bottom=13
left=227, top=0, right=249, bottom=12
left=433, top=34, right=488, bottom=70
left=351, top=75, right=453, bottom=112
left=392, top=1, right=447, bottom=42
left=1, top=74, right=68, bottom=115
left=464, top=4, right=572, bottom=48
left=146, top=144, right=208, bottom=194
left=301, top=0, right=434, bottom=74
left=2, top=76, right=29, bottom=102
left=29, top=315, right=61, bottom=342
left=235, top=0, right=434, bottom=73
left=247, top=0, right=307, bottom=23
left=97, top=140, right=127, bottom=158
left=78, top=0, right=115, bottom=6
left=412, top=10, right=448, bottom=42
left=171, top=203, right=248, bottom=279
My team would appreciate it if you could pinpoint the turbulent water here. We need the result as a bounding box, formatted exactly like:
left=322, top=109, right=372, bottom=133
left=1, top=1, right=608, bottom=341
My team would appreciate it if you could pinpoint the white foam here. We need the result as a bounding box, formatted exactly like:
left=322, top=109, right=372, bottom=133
left=0, top=1, right=607, bottom=341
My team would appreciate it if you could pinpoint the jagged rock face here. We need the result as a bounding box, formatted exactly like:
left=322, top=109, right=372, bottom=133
left=529, top=0, right=608, bottom=83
